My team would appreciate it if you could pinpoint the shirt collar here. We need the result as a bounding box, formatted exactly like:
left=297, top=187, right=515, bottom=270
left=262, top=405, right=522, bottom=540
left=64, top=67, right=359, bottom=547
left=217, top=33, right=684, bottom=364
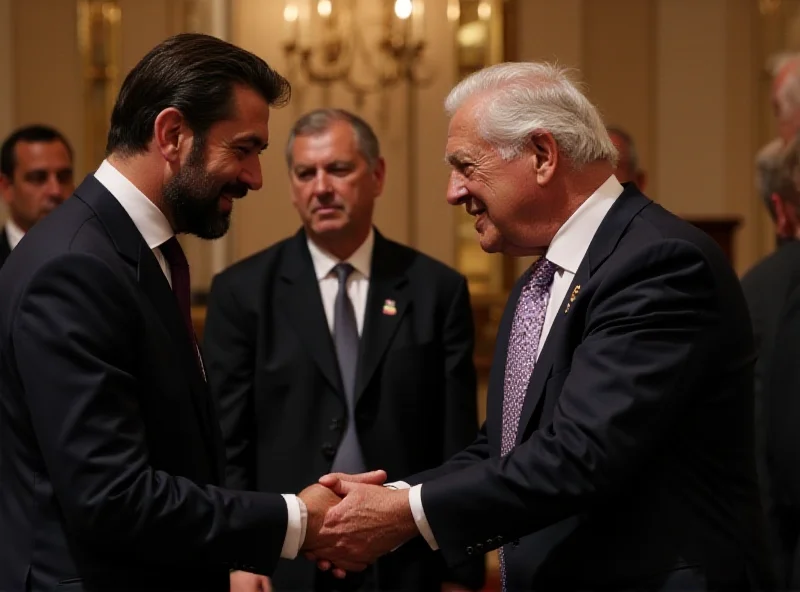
left=93, top=159, right=174, bottom=249
left=307, top=228, right=374, bottom=281
left=545, top=175, right=624, bottom=274
left=4, top=218, right=25, bottom=250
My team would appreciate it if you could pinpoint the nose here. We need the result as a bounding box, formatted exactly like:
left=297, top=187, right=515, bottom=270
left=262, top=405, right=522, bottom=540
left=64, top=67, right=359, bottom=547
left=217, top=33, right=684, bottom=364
left=45, top=175, right=64, bottom=201
left=312, top=170, right=333, bottom=196
left=241, top=156, right=263, bottom=191
left=446, top=172, right=468, bottom=206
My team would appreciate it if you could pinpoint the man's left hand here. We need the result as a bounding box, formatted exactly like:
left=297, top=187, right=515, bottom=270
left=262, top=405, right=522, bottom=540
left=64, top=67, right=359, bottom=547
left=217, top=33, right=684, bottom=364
left=312, top=480, right=418, bottom=569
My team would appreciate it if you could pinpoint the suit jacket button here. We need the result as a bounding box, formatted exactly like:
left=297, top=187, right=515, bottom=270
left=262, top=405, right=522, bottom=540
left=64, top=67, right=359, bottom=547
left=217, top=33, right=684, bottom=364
left=486, top=538, right=495, bottom=547
left=329, top=417, right=343, bottom=431
left=495, top=535, right=503, bottom=544
left=476, top=543, right=484, bottom=552
left=466, top=546, right=474, bottom=555
left=321, top=443, right=336, bottom=460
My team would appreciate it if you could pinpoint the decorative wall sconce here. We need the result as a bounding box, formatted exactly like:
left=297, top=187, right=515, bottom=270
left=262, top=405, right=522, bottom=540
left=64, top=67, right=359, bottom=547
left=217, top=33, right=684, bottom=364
left=77, top=0, right=122, bottom=171
left=282, top=0, right=433, bottom=100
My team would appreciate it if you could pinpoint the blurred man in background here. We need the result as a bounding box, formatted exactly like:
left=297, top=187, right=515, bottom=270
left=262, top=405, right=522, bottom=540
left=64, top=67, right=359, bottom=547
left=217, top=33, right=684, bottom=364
left=0, top=124, right=74, bottom=266
left=606, top=125, right=646, bottom=190
left=742, top=52, right=800, bottom=588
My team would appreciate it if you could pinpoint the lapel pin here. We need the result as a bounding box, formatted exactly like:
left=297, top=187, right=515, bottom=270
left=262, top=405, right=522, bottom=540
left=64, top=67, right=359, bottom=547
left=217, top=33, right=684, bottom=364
left=564, top=285, right=581, bottom=314
left=382, top=298, right=397, bottom=316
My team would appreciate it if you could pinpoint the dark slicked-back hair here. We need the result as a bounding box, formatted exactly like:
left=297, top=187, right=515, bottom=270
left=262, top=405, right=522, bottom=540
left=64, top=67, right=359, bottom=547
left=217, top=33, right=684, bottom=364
left=1, top=124, right=73, bottom=177
left=106, top=33, right=291, bottom=157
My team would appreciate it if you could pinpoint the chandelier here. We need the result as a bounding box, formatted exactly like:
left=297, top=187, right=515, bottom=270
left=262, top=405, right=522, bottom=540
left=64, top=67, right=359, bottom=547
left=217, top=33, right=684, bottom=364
left=282, top=0, right=433, bottom=99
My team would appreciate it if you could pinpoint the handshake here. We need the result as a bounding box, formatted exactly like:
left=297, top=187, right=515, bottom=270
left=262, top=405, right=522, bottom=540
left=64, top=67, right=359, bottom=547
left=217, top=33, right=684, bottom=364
left=296, top=469, right=420, bottom=578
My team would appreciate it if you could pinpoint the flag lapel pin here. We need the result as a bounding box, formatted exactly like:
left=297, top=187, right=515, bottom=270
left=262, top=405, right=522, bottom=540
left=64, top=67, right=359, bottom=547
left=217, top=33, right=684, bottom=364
left=382, top=298, right=397, bottom=316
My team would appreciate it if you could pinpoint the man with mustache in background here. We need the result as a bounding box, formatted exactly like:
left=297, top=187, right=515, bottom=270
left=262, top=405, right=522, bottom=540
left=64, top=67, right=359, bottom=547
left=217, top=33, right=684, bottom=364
left=204, top=108, right=485, bottom=592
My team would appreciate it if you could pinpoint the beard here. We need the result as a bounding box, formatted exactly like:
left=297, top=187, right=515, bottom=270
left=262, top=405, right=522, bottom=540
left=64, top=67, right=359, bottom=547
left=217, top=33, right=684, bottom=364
left=162, top=145, right=248, bottom=240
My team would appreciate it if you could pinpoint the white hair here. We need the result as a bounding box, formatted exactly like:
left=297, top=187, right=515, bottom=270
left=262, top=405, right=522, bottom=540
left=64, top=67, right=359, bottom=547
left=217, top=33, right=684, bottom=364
left=445, top=62, right=617, bottom=166
left=769, top=53, right=800, bottom=118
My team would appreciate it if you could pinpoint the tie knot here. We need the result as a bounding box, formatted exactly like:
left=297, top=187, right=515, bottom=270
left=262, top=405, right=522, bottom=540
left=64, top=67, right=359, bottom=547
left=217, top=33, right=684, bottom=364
left=160, top=236, right=188, bottom=270
left=528, top=257, right=558, bottom=287
left=333, top=262, right=355, bottom=284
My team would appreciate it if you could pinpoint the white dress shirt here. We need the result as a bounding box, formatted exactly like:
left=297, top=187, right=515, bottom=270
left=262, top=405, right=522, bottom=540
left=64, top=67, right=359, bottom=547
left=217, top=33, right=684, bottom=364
left=93, top=160, right=307, bottom=559
left=404, top=175, right=625, bottom=550
left=306, top=228, right=374, bottom=335
left=4, top=218, right=25, bottom=250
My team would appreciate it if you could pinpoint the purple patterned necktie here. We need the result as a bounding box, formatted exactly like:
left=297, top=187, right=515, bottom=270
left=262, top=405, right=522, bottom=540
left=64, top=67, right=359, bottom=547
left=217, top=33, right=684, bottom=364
left=499, top=256, right=558, bottom=591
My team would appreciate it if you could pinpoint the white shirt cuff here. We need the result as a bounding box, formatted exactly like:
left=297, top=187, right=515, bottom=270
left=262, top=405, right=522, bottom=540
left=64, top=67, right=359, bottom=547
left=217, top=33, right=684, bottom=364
left=387, top=482, right=439, bottom=549
left=409, top=484, right=439, bottom=550
left=280, top=493, right=307, bottom=559
left=386, top=480, right=411, bottom=489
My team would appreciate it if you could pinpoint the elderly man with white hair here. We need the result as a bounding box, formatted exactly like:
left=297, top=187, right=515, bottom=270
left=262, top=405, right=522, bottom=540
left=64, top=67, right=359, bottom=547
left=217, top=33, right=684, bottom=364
left=303, top=62, right=774, bottom=591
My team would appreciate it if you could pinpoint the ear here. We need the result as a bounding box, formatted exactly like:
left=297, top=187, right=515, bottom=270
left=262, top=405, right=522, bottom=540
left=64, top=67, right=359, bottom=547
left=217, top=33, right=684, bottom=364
left=0, top=174, right=12, bottom=205
left=153, top=107, right=191, bottom=163
left=772, top=193, right=797, bottom=239
left=371, top=156, right=387, bottom=197
left=529, top=132, right=558, bottom=185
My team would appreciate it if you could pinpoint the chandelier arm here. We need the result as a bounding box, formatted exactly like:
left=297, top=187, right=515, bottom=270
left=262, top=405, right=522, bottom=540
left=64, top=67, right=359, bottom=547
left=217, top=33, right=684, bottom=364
left=284, top=0, right=435, bottom=97
left=298, top=38, right=355, bottom=84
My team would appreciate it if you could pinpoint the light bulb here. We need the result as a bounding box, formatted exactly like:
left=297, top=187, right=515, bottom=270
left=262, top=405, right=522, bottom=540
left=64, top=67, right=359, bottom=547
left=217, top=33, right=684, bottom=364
left=284, top=2, right=299, bottom=22
left=317, top=0, right=332, bottom=18
left=447, top=0, right=460, bottom=22
left=477, top=1, right=491, bottom=20
left=394, top=0, right=413, bottom=20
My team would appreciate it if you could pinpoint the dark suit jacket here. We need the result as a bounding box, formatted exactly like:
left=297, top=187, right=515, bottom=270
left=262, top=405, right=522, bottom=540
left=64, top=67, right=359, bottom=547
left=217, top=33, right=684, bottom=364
left=741, top=239, right=800, bottom=585
left=0, top=228, right=11, bottom=268
left=764, top=274, right=800, bottom=589
left=406, top=187, right=774, bottom=591
left=0, top=176, right=289, bottom=592
left=204, top=229, right=485, bottom=591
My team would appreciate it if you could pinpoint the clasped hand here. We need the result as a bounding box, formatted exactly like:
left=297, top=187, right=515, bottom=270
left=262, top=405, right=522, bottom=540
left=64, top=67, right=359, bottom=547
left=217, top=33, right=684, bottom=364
left=297, top=470, right=418, bottom=579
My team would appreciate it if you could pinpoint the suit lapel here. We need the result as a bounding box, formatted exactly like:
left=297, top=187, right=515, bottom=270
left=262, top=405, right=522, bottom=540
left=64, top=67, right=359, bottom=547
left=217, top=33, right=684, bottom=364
left=0, top=229, right=11, bottom=267
left=136, top=242, right=219, bottom=455
left=75, top=176, right=222, bottom=478
left=514, top=187, right=651, bottom=445
left=355, top=233, right=408, bottom=402
left=279, top=232, right=344, bottom=396
left=514, top=265, right=588, bottom=445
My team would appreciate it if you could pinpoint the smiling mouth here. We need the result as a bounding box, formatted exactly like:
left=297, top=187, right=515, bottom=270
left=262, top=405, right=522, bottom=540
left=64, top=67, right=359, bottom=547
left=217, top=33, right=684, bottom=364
left=466, top=204, right=487, bottom=217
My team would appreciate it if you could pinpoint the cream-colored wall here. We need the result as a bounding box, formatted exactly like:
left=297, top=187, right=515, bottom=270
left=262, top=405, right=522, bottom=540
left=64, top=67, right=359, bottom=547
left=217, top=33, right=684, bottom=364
left=0, top=0, right=13, bottom=144
left=0, top=0, right=773, bottom=282
left=0, top=0, right=11, bottom=225
left=12, top=1, right=84, bottom=177
left=514, top=0, right=763, bottom=276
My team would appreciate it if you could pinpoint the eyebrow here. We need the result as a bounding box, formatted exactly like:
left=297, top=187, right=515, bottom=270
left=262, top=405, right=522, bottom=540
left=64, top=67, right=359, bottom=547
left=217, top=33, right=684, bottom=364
left=445, top=150, right=472, bottom=167
left=233, top=134, right=268, bottom=150
left=294, top=160, right=356, bottom=170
